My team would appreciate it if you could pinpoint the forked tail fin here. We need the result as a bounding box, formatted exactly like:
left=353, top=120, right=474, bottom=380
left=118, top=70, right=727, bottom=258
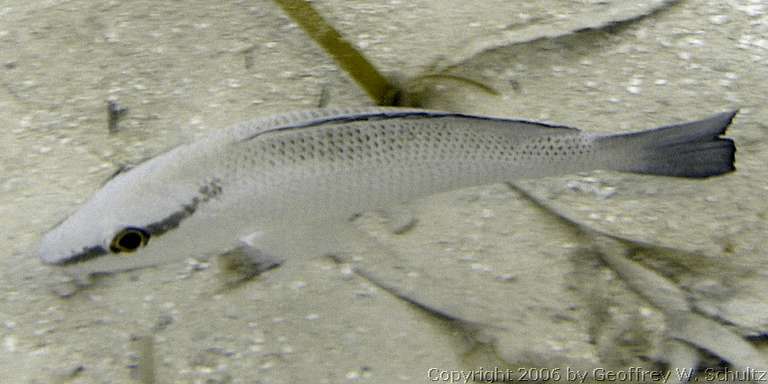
left=596, top=110, right=738, bottom=178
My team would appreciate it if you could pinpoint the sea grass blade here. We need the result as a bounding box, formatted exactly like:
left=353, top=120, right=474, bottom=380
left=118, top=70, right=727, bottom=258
left=272, top=0, right=398, bottom=105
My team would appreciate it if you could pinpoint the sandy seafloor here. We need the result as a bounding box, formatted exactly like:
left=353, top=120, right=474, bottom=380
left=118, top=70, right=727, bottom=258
left=1, top=0, right=767, bottom=383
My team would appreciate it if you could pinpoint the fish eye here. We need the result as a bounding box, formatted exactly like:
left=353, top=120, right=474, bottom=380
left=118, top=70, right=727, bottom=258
left=110, top=227, right=150, bottom=253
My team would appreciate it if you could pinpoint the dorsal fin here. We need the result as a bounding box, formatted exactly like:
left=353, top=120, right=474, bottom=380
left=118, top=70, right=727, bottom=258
left=236, top=108, right=579, bottom=142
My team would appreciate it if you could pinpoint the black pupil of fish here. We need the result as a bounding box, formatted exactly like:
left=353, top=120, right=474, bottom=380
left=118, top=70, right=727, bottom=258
left=119, top=231, right=144, bottom=250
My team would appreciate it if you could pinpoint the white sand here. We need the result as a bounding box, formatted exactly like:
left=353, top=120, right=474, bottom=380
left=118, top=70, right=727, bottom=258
left=1, top=0, right=766, bottom=382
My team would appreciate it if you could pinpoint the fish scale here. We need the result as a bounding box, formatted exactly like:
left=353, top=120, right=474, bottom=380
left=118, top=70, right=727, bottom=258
left=230, top=114, right=595, bottom=214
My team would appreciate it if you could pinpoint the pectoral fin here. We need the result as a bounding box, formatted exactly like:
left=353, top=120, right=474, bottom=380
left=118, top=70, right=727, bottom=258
left=214, top=220, right=359, bottom=288
left=215, top=235, right=285, bottom=289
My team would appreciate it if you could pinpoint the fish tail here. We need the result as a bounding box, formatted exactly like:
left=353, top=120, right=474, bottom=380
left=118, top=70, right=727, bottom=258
left=596, top=110, right=738, bottom=178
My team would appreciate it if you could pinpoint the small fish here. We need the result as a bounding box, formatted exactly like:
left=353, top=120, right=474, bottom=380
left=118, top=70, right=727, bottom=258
left=39, top=108, right=737, bottom=276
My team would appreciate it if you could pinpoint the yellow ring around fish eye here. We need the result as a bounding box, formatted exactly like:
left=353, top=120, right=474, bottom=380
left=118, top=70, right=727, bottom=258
left=109, top=227, right=150, bottom=253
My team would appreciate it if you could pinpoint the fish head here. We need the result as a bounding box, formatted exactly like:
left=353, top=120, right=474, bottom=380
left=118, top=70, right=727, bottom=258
left=39, top=146, right=234, bottom=275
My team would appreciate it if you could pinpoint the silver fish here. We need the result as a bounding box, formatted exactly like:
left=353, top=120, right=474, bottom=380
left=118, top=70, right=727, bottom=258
left=39, top=108, right=737, bottom=275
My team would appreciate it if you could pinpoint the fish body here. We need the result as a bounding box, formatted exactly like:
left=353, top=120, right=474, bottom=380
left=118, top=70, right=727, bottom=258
left=39, top=108, right=737, bottom=275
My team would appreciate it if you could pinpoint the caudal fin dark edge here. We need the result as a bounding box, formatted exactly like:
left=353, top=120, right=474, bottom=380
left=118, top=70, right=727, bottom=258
left=599, top=110, right=738, bottom=178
